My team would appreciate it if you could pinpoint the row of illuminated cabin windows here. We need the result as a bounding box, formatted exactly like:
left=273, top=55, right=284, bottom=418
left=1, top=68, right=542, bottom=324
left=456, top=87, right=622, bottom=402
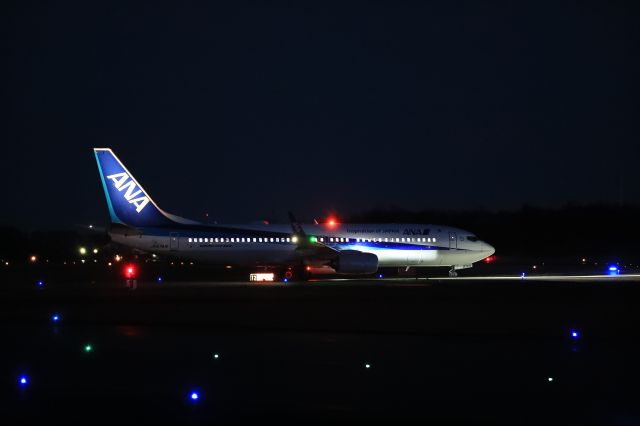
left=355, top=237, right=437, bottom=243
left=188, top=236, right=299, bottom=243
left=187, top=236, right=437, bottom=244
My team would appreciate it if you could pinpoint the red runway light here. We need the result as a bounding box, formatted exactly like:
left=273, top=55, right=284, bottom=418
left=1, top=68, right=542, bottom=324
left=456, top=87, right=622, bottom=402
left=123, top=263, right=138, bottom=279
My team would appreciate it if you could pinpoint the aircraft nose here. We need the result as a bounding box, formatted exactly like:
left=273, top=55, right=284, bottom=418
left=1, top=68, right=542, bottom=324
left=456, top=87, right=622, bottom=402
left=483, top=242, right=495, bottom=257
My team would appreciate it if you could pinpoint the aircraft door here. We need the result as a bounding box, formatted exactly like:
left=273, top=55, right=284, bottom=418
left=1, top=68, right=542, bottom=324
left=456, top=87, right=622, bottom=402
left=449, top=232, right=457, bottom=249
left=170, top=233, right=179, bottom=251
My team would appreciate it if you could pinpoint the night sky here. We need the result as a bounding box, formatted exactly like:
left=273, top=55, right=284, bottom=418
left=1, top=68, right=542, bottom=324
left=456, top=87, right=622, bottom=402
left=2, top=1, right=638, bottom=229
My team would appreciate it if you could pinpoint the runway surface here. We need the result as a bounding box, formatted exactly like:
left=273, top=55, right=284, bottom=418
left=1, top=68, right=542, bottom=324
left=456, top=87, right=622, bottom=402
left=2, top=276, right=640, bottom=424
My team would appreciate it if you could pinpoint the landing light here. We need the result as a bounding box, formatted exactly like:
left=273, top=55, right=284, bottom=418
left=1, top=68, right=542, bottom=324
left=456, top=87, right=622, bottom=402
left=79, top=247, right=87, bottom=255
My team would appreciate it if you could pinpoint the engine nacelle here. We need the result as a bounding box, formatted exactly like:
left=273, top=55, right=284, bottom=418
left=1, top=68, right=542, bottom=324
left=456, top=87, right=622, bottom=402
left=333, top=250, right=379, bottom=274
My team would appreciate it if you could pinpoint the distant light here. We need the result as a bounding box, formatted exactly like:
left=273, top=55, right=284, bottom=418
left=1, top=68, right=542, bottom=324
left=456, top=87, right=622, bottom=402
left=114, top=255, right=122, bottom=262
left=81, top=259, right=85, bottom=264
left=108, top=262, right=112, bottom=266
left=213, top=353, right=219, bottom=359
left=190, top=392, right=199, bottom=401
left=581, top=258, right=586, bottom=263
left=84, top=344, right=93, bottom=352
left=152, top=254, right=157, bottom=258
left=547, top=377, right=554, bottom=382
left=52, top=313, right=60, bottom=322
left=365, top=363, right=371, bottom=369
left=92, top=248, right=98, bottom=254
left=30, top=255, right=37, bottom=263
left=19, top=376, right=28, bottom=385
left=79, top=247, right=87, bottom=255
left=291, top=236, right=298, bottom=243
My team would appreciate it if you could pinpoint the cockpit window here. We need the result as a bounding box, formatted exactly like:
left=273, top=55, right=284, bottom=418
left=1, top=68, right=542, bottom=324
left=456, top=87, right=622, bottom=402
left=467, top=236, right=479, bottom=242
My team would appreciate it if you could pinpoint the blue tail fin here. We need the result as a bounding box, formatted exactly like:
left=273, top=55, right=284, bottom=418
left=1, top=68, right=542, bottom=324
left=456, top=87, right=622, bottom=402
left=94, top=148, right=198, bottom=228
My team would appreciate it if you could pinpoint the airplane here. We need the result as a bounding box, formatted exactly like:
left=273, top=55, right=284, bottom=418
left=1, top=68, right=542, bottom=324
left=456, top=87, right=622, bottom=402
left=94, top=148, right=495, bottom=279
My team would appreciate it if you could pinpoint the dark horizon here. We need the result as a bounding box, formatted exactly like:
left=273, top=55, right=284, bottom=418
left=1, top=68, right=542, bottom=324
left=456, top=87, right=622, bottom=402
left=2, top=1, right=639, bottom=229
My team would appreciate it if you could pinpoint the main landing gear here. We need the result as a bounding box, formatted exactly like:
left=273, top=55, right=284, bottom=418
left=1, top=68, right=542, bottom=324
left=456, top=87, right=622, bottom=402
left=448, top=267, right=458, bottom=277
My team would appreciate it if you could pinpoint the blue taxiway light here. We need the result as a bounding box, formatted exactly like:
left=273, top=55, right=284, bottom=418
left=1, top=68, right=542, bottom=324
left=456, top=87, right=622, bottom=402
left=156, top=276, right=163, bottom=283
left=19, top=376, right=28, bottom=385
left=37, top=281, right=44, bottom=287
left=570, top=330, right=580, bottom=339
left=283, top=278, right=288, bottom=283
left=190, top=392, right=199, bottom=401
left=608, top=265, right=620, bottom=275
left=52, top=314, right=60, bottom=322
left=378, top=274, right=383, bottom=278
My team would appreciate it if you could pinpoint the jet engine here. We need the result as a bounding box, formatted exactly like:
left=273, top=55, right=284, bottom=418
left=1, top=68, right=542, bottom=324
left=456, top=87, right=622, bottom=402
left=332, top=250, right=378, bottom=274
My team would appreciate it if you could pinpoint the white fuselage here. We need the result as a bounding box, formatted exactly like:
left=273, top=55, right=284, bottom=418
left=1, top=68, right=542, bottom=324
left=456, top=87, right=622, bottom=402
left=110, top=223, right=495, bottom=269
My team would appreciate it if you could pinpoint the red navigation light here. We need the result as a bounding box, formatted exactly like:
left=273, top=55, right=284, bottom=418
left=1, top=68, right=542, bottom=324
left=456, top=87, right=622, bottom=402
left=326, top=216, right=338, bottom=228
left=484, top=256, right=495, bottom=264
left=123, top=263, right=137, bottom=279
left=305, top=265, right=312, bottom=272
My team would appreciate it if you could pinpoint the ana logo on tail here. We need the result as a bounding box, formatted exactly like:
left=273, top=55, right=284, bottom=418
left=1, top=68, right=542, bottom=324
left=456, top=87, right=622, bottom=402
left=106, top=172, right=150, bottom=213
